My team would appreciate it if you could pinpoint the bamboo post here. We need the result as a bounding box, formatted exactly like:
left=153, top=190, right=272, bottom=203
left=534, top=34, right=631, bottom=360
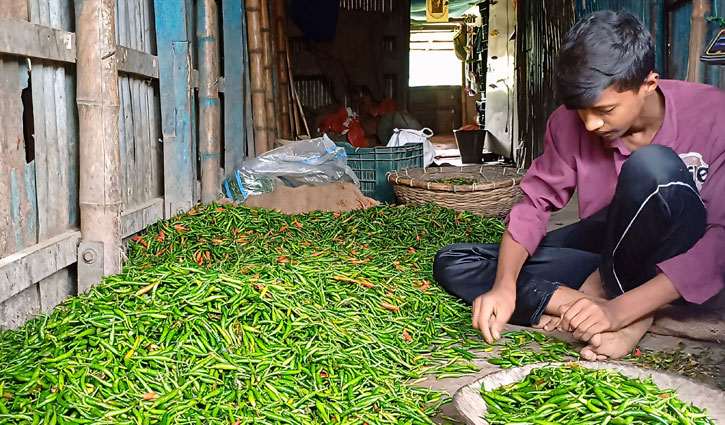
left=260, top=0, right=278, bottom=148
left=75, top=0, right=122, bottom=287
left=246, top=0, right=270, bottom=154
left=198, top=0, right=221, bottom=203
left=272, top=0, right=291, bottom=140
left=686, top=0, right=710, bottom=83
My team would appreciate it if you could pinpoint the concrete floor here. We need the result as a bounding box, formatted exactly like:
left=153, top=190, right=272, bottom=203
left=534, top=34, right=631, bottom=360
left=422, top=140, right=724, bottom=422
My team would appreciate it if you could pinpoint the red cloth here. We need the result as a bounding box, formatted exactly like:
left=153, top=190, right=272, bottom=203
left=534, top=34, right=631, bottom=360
left=320, top=106, right=367, bottom=148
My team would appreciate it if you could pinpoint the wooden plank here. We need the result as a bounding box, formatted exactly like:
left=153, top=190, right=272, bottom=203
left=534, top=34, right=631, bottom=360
left=5, top=59, right=36, bottom=251
left=51, top=0, right=70, bottom=233
left=0, top=230, right=80, bottom=304
left=120, top=197, right=163, bottom=238
left=155, top=0, right=195, bottom=217
left=0, top=283, right=41, bottom=330
left=131, top=77, right=144, bottom=206
left=38, top=268, right=74, bottom=314
left=117, top=78, right=129, bottom=209
left=28, top=2, right=48, bottom=240
left=0, top=59, right=13, bottom=257
left=117, top=46, right=159, bottom=79
left=122, top=77, right=135, bottom=207
left=0, top=16, right=75, bottom=63
left=222, top=0, right=246, bottom=174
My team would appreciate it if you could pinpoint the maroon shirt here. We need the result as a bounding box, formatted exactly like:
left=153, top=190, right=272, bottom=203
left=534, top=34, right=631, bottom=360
left=507, top=80, right=724, bottom=304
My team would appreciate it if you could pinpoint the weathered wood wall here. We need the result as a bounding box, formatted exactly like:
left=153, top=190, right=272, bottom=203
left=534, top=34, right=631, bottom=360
left=0, top=0, right=257, bottom=329
left=0, top=0, right=79, bottom=328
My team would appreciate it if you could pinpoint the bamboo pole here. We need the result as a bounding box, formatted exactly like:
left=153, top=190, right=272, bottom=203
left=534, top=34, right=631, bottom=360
left=245, top=0, right=270, bottom=154
left=686, top=0, right=710, bottom=83
left=272, top=0, right=291, bottom=140
left=198, top=0, right=221, bottom=203
left=286, top=47, right=308, bottom=138
left=260, top=0, right=278, bottom=148
left=76, top=0, right=122, bottom=283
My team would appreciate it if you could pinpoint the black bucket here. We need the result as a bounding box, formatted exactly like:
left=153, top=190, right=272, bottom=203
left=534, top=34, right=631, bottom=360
left=454, top=129, right=486, bottom=164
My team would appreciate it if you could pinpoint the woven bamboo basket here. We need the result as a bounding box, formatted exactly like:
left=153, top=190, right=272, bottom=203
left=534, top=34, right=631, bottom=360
left=386, top=165, right=526, bottom=218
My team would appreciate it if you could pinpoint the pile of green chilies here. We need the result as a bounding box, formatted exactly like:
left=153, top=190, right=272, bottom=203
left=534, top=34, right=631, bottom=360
left=488, top=331, right=580, bottom=369
left=0, top=203, right=508, bottom=425
left=482, top=364, right=715, bottom=425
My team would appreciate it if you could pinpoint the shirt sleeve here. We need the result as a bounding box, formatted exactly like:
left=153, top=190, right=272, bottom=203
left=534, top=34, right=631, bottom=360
left=506, top=110, right=578, bottom=255
left=657, top=150, right=725, bottom=304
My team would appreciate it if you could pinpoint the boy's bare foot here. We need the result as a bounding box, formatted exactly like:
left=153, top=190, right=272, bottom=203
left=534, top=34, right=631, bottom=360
left=579, top=315, right=653, bottom=361
left=532, top=314, right=560, bottom=331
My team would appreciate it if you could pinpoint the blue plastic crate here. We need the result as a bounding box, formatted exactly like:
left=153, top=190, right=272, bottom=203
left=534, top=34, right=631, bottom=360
left=336, top=142, right=425, bottom=203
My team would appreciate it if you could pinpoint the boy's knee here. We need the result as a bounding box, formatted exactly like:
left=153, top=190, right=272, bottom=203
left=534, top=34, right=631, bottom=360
left=620, top=145, right=692, bottom=188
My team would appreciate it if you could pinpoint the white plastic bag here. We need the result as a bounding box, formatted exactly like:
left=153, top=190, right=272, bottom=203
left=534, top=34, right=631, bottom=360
left=223, top=135, right=359, bottom=201
left=386, top=128, right=435, bottom=167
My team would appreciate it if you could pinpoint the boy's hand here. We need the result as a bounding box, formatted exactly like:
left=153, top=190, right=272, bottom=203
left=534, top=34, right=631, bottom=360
left=472, top=285, right=515, bottom=344
left=558, top=298, right=621, bottom=342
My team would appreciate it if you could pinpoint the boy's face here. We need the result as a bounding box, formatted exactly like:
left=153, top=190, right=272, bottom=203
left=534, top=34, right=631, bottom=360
left=576, top=72, right=659, bottom=141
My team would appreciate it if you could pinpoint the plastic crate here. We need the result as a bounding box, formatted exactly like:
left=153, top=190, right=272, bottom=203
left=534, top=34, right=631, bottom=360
left=336, top=142, right=425, bottom=203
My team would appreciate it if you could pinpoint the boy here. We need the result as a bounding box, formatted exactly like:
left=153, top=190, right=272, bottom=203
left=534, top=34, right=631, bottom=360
left=434, top=10, right=724, bottom=360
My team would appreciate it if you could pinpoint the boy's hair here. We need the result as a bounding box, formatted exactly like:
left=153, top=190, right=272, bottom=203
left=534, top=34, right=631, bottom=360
left=555, top=10, right=655, bottom=109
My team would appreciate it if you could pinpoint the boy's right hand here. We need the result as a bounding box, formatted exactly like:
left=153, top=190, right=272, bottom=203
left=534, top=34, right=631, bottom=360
left=472, top=285, right=516, bottom=344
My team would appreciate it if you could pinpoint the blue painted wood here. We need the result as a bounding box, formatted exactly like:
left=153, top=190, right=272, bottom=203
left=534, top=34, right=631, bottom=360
left=222, top=0, right=246, bottom=175
left=154, top=0, right=195, bottom=216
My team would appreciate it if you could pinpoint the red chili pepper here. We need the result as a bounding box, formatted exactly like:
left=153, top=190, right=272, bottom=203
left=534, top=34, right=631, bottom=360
left=381, top=302, right=399, bottom=311
left=195, top=252, right=203, bottom=265
left=155, top=249, right=164, bottom=257
left=132, top=236, right=142, bottom=242
left=142, top=392, right=157, bottom=401
left=319, top=371, right=327, bottom=378
left=418, top=280, right=430, bottom=291
left=299, top=242, right=311, bottom=246
left=294, top=219, right=303, bottom=228
left=634, top=348, right=641, bottom=357
left=311, top=251, right=325, bottom=256
left=277, top=255, right=289, bottom=263
left=408, top=247, right=415, bottom=253
left=402, top=330, right=412, bottom=342
left=232, top=420, right=241, bottom=425
left=350, top=250, right=359, bottom=256
left=216, top=207, right=225, bottom=212
left=174, top=224, right=188, bottom=231
left=188, top=209, right=197, bottom=215
left=333, top=212, right=341, bottom=217
left=280, top=225, right=288, bottom=232
left=140, top=264, right=152, bottom=269
left=212, top=238, right=224, bottom=244
left=416, top=235, right=420, bottom=242
left=457, top=213, right=463, bottom=219
left=205, top=251, right=211, bottom=262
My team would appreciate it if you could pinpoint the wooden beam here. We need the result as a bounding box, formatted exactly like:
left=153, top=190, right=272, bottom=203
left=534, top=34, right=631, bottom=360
left=686, top=0, right=710, bottom=83
left=197, top=0, right=222, bottom=204
left=117, top=46, right=159, bottom=79
left=0, top=17, right=159, bottom=80
left=121, top=197, right=164, bottom=238
left=76, top=0, right=122, bottom=291
left=0, top=16, right=75, bottom=63
left=0, top=231, right=80, bottom=304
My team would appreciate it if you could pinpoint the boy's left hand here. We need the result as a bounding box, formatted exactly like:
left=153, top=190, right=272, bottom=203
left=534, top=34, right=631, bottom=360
left=557, top=298, right=622, bottom=342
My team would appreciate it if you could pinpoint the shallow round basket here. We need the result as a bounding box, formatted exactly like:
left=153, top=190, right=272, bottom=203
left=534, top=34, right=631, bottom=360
left=386, top=165, right=525, bottom=218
